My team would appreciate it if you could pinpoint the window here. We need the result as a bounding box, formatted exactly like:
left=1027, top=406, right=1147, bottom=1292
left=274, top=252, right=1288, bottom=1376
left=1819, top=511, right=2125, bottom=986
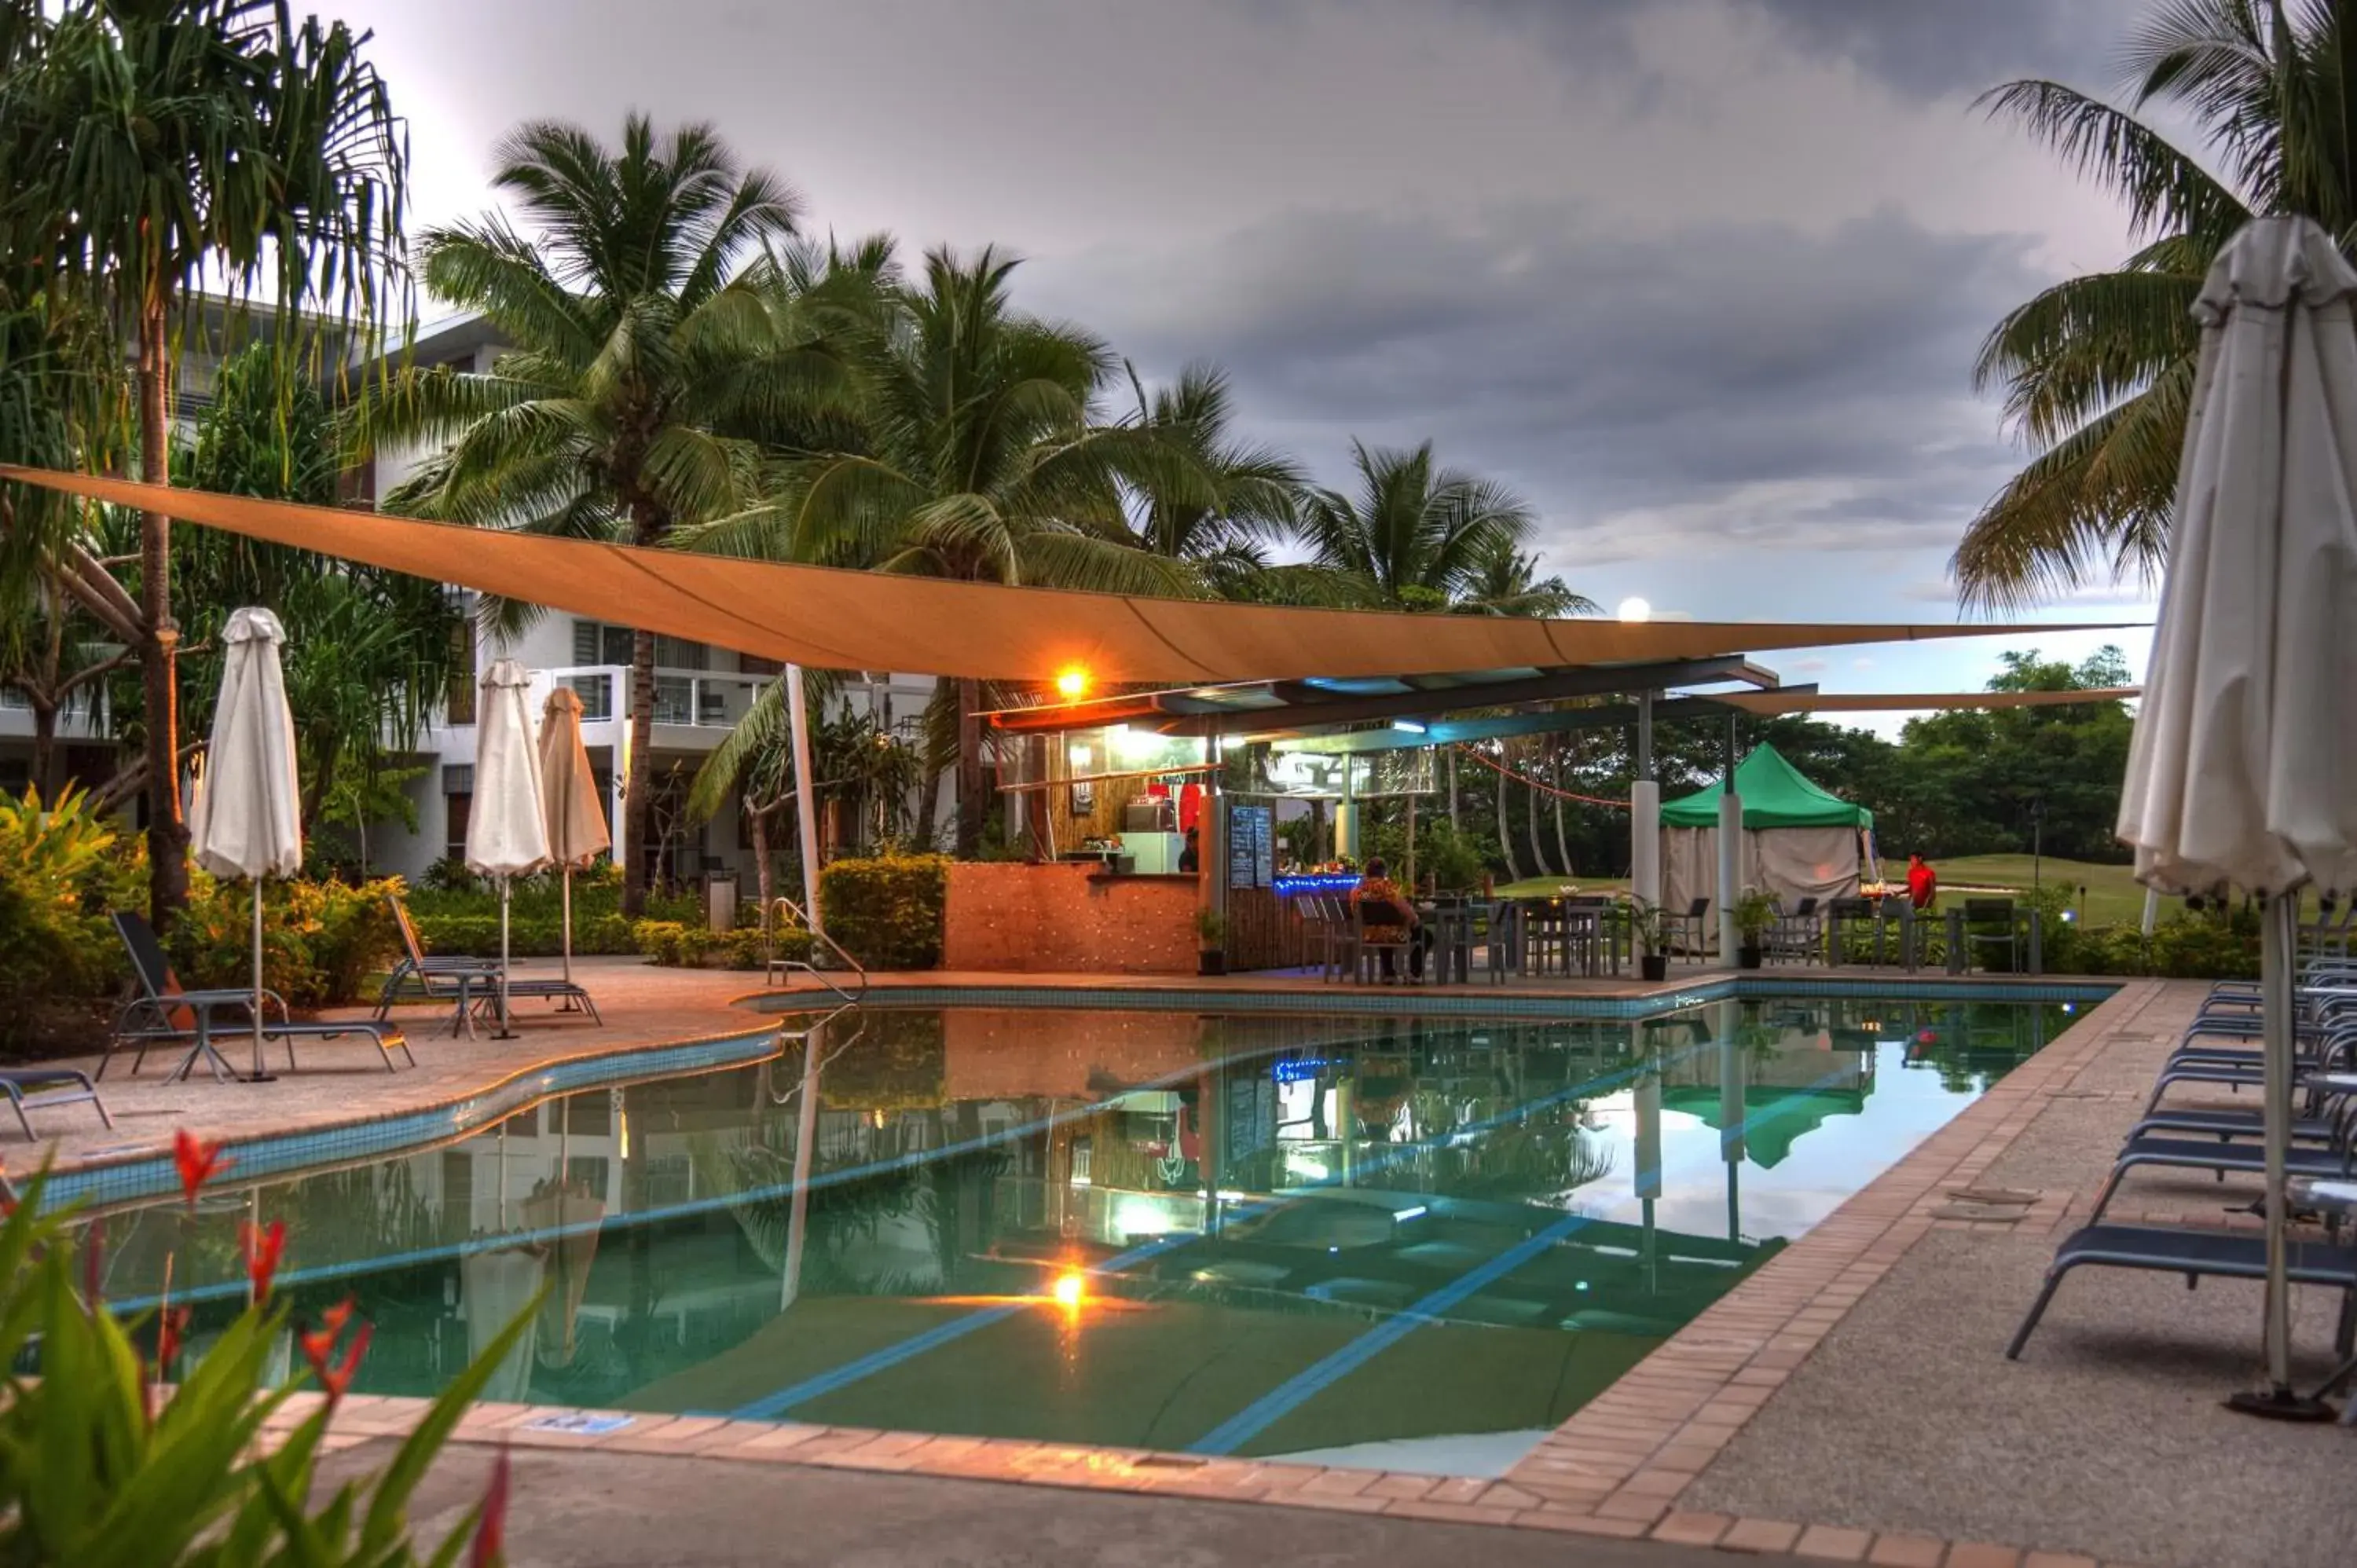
left=443, top=768, right=473, bottom=863
left=441, top=1151, right=474, bottom=1229
left=446, top=618, right=478, bottom=724
left=571, top=620, right=709, bottom=672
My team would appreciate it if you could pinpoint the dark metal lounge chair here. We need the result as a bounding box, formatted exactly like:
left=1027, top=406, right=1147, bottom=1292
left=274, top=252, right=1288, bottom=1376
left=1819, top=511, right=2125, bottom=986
left=376, top=894, right=599, bottom=1035
left=107, top=911, right=412, bottom=1081
left=2085, top=1134, right=2357, bottom=1225
left=0, top=1068, right=111, bottom=1141
left=2007, top=1222, right=2357, bottom=1360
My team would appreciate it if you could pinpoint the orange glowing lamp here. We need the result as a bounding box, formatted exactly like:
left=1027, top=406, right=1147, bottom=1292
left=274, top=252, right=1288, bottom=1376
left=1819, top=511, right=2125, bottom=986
left=1050, top=1269, right=1087, bottom=1308
left=1054, top=666, right=1091, bottom=700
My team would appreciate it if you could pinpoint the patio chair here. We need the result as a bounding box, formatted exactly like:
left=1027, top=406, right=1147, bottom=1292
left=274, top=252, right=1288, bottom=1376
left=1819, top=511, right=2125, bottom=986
left=1483, top=899, right=1524, bottom=983
left=1303, top=894, right=1356, bottom=982
left=0, top=1067, right=112, bottom=1141
left=106, top=911, right=412, bottom=1081
left=1354, top=898, right=1413, bottom=984
left=1665, top=897, right=1710, bottom=961
left=376, top=892, right=600, bottom=1031
left=2006, top=1222, right=2357, bottom=1360
left=1766, top=897, right=1822, bottom=965
left=1959, top=898, right=2020, bottom=973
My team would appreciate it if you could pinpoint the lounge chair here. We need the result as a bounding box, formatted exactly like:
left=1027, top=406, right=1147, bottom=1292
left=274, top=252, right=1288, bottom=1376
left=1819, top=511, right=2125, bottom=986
left=2006, top=1222, right=2357, bottom=1360
left=106, top=911, right=412, bottom=1080
left=2084, top=1133, right=2357, bottom=1224
left=0, top=1068, right=111, bottom=1141
left=376, top=893, right=599, bottom=1034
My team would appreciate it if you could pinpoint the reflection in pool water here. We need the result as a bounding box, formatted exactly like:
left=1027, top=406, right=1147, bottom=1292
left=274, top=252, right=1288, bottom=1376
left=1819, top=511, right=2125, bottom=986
left=86, top=996, right=2080, bottom=1473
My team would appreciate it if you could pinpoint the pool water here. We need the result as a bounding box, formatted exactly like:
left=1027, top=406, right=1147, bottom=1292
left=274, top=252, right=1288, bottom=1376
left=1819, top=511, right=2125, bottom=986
left=87, top=995, right=2081, bottom=1475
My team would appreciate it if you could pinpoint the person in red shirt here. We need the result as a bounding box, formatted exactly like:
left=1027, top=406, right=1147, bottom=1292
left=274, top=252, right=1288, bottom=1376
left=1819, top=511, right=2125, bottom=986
left=1905, top=854, right=1938, bottom=911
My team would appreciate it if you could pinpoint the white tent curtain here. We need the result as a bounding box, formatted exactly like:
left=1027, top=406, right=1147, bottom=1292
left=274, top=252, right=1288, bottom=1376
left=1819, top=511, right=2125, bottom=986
left=1663, top=826, right=1860, bottom=947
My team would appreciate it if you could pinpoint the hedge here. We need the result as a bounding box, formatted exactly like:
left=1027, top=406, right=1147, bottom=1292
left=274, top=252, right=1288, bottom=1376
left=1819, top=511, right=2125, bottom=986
left=818, top=855, right=948, bottom=970
left=632, top=920, right=812, bottom=970
left=409, top=910, right=638, bottom=959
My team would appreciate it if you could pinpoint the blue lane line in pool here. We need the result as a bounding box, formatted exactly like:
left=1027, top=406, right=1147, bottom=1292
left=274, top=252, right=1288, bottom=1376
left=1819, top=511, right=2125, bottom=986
left=719, top=1026, right=1736, bottom=1422
left=729, top=1227, right=1213, bottom=1420
left=1185, top=1209, right=1596, bottom=1456
left=1182, top=1054, right=1867, bottom=1456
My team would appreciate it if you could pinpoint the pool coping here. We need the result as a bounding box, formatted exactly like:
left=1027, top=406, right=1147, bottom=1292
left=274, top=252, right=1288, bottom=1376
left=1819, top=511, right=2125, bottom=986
left=229, top=975, right=2157, bottom=1567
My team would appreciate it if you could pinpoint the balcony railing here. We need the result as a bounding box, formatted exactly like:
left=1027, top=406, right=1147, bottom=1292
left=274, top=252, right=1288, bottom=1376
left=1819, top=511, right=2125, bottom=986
left=538, top=665, right=771, bottom=730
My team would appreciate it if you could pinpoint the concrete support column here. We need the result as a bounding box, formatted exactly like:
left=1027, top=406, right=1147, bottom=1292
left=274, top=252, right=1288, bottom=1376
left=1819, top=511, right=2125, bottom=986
left=1335, top=760, right=1360, bottom=861
left=1630, top=691, right=1661, bottom=908
left=1717, top=790, right=1743, bottom=960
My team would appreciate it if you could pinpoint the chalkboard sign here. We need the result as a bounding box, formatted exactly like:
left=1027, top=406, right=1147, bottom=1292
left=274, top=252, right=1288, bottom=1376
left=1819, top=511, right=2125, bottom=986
left=1227, top=803, right=1274, bottom=889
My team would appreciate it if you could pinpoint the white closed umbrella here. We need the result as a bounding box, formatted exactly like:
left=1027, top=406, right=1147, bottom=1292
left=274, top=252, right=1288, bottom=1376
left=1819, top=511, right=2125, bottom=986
left=537, top=686, right=610, bottom=992
left=467, top=659, right=551, bottom=1039
left=189, top=607, right=302, bottom=1083
left=2117, top=215, right=2357, bottom=1420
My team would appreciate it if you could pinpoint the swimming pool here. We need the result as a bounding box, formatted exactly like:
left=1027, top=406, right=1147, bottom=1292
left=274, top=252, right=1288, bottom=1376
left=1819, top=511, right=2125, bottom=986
left=86, top=992, right=2092, bottom=1476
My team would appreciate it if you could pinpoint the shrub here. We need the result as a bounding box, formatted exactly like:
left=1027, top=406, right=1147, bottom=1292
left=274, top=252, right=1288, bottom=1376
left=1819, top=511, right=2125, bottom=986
left=168, top=874, right=405, bottom=1009
left=819, top=855, right=948, bottom=970
left=0, top=787, right=123, bottom=1024
left=632, top=919, right=809, bottom=970
left=0, top=1167, right=523, bottom=1566
left=410, top=910, right=636, bottom=959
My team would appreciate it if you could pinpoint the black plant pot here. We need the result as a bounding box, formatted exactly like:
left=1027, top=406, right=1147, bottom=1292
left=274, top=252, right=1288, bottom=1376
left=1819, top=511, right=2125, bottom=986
left=1736, top=944, right=1765, bottom=970
left=1199, top=949, right=1227, bottom=976
left=1639, top=954, right=1669, bottom=983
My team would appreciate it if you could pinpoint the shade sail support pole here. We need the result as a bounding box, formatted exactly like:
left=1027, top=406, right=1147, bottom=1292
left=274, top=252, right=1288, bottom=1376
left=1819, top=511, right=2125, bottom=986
left=1631, top=693, right=1660, bottom=908
left=786, top=664, right=823, bottom=940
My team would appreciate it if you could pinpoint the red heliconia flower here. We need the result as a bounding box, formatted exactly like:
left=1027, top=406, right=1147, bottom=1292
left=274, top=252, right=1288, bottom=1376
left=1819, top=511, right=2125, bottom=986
left=172, top=1130, right=231, bottom=1208
left=303, top=1312, right=373, bottom=1406
left=238, top=1219, right=286, bottom=1303
left=156, top=1305, right=191, bottom=1371
left=470, top=1446, right=511, bottom=1568
left=318, top=1298, right=354, bottom=1336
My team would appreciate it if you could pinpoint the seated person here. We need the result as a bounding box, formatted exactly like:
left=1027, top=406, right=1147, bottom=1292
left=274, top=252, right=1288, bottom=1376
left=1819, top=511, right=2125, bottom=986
left=1351, top=857, right=1432, bottom=981
left=1178, top=825, right=1200, bottom=874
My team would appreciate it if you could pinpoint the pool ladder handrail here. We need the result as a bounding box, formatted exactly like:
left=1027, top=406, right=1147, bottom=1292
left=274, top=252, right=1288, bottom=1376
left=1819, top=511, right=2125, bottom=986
left=764, top=894, right=870, bottom=1003
left=768, top=1002, right=866, bottom=1106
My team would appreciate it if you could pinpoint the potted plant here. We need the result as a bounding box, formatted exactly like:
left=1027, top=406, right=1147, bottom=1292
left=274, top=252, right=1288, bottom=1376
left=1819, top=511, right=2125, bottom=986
left=1733, top=888, right=1776, bottom=969
left=1196, top=908, right=1227, bottom=976
left=1622, top=896, right=1672, bottom=983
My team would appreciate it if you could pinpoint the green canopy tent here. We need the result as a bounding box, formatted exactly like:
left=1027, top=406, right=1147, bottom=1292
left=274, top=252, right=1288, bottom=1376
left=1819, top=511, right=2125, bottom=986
left=1661, top=746, right=1874, bottom=934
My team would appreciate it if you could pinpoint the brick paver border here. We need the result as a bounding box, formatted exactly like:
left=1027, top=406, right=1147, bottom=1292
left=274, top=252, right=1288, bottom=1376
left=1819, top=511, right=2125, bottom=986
left=243, top=978, right=2184, bottom=1567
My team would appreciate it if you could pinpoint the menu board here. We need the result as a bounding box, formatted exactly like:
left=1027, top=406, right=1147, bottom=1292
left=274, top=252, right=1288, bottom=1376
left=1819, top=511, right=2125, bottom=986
left=1226, top=803, right=1275, bottom=889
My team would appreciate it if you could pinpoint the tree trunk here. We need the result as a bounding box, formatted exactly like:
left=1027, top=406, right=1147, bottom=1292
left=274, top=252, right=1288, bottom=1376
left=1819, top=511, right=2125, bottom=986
left=1552, top=752, right=1574, bottom=877
left=137, top=296, right=189, bottom=929
left=1495, top=755, right=1522, bottom=884
left=28, top=699, right=57, bottom=797
left=750, top=805, right=775, bottom=922
left=621, top=626, right=658, bottom=916
left=915, top=673, right=952, bottom=849
left=955, top=674, right=984, bottom=859
left=1526, top=747, right=1552, bottom=877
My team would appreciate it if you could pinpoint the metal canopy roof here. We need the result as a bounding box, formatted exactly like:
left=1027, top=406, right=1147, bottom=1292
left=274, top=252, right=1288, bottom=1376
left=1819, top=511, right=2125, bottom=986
left=986, top=656, right=1787, bottom=736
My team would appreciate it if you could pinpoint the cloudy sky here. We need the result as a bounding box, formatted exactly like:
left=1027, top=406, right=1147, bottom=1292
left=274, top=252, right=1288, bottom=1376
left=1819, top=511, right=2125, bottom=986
left=334, top=0, right=2167, bottom=720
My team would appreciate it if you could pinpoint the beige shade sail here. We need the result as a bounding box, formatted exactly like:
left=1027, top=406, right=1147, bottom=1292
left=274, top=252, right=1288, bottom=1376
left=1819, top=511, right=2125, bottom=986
left=1717, top=687, right=2139, bottom=715
left=0, top=467, right=2131, bottom=683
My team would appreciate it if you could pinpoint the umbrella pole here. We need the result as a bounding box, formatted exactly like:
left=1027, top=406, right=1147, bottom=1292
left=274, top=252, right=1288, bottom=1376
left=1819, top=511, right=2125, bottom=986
left=2228, top=893, right=2333, bottom=1420
left=561, top=864, right=575, bottom=998
left=248, top=878, right=273, bottom=1083
left=493, top=876, right=519, bottom=1040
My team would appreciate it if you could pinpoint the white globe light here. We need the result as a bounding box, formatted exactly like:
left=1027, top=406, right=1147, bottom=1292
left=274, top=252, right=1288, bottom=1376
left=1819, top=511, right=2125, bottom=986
left=1616, top=596, right=1652, bottom=624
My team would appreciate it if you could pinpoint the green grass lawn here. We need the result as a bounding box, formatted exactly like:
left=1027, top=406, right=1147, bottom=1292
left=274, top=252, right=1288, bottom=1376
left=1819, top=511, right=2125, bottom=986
left=1494, top=855, right=2149, bottom=924
left=1929, top=854, right=2145, bottom=924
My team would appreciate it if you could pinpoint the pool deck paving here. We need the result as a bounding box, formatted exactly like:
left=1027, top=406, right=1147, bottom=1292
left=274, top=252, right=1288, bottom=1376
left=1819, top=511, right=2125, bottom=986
left=31, top=962, right=2353, bottom=1565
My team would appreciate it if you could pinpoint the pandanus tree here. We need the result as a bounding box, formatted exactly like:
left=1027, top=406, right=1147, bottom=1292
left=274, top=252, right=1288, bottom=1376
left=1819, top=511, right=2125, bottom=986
left=362, top=115, right=841, bottom=915
left=0, top=0, right=407, bottom=926
left=1958, top=0, right=2357, bottom=605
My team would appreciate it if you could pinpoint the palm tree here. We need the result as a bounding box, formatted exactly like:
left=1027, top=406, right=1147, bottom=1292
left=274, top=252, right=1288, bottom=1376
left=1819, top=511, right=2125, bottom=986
left=1958, top=0, right=2357, bottom=606
left=5, top=0, right=406, bottom=925
left=363, top=115, right=830, bottom=915
left=742, top=246, right=1197, bottom=856
left=1454, top=539, right=1596, bottom=617
left=1115, top=361, right=1306, bottom=592
left=1299, top=440, right=1538, bottom=610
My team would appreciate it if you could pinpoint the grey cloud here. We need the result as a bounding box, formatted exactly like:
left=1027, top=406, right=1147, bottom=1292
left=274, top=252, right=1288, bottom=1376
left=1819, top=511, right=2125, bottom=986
left=1450, top=0, right=2145, bottom=98
left=1031, top=200, right=2045, bottom=568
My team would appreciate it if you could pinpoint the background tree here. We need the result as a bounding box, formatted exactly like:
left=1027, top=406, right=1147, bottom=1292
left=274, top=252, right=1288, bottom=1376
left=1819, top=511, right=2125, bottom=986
left=1299, top=439, right=1540, bottom=610
left=1453, top=539, right=1597, bottom=617
left=1958, top=0, right=2357, bottom=605
left=5, top=0, right=406, bottom=926
left=750, top=246, right=1200, bottom=855
left=1114, top=360, right=1306, bottom=596
left=364, top=114, right=819, bottom=915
